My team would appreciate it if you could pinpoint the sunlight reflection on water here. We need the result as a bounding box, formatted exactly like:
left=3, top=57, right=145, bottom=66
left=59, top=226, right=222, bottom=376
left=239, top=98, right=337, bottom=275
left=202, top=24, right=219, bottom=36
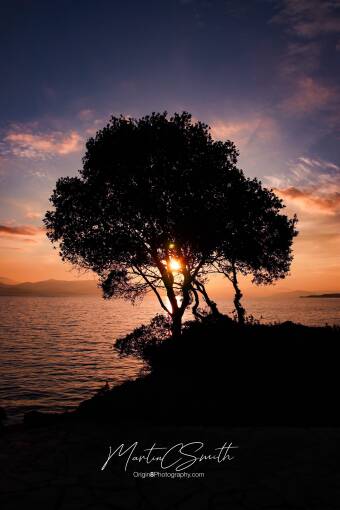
left=0, top=295, right=339, bottom=423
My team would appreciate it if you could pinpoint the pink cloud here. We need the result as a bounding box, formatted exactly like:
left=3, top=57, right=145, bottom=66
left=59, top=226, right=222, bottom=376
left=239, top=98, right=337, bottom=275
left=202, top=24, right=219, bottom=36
left=85, top=117, right=107, bottom=136
left=280, top=40, right=321, bottom=76
left=272, top=1, right=340, bottom=101
left=267, top=156, right=340, bottom=215
left=210, top=116, right=279, bottom=146
left=4, top=130, right=82, bottom=159
left=78, top=109, right=94, bottom=121
left=280, top=77, right=336, bottom=114
left=272, top=0, right=340, bottom=39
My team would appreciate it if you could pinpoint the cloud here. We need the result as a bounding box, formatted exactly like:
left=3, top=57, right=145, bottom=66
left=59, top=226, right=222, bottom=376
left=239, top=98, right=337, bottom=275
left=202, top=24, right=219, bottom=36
left=4, top=130, right=82, bottom=159
left=0, top=225, right=43, bottom=236
left=84, top=117, right=107, bottom=136
left=280, top=77, right=336, bottom=115
left=267, top=156, right=340, bottom=280
left=25, top=211, right=43, bottom=220
left=30, top=170, right=48, bottom=178
left=272, top=0, right=340, bottom=39
left=298, top=157, right=340, bottom=172
left=276, top=186, right=340, bottom=214
left=266, top=156, right=340, bottom=215
left=272, top=1, right=340, bottom=118
left=281, top=40, right=321, bottom=76
left=267, top=156, right=340, bottom=186
left=78, top=109, right=94, bottom=121
left=210, top=115, right=279, bottom=147
left=22, top=238, right=37, bottom=243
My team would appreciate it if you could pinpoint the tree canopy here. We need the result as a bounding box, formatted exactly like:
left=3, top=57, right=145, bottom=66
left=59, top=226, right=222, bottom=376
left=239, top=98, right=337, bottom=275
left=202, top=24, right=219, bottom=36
left=44, top=111, right=297, bottom=334
left=213, top=177, right=298, bottom=322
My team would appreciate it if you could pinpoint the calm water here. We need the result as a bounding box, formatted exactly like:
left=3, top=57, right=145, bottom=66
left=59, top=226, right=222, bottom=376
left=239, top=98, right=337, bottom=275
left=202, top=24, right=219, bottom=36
left=0, top=295, right=340, bottom=423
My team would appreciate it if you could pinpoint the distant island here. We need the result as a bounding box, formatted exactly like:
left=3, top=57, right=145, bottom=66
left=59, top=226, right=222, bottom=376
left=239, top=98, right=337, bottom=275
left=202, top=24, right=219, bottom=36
left=0, top=279, right=100, bottom=297
left=301, top=294, right=340, bottom=299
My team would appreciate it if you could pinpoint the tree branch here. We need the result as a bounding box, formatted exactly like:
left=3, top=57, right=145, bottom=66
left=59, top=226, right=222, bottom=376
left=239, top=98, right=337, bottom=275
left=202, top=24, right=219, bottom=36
left=133, top=265, right=171, bottom=316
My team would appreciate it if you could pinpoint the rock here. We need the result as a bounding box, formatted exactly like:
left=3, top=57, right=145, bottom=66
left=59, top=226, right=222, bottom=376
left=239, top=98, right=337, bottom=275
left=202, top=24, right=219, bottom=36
left=23, top=410, right=59, bottom=427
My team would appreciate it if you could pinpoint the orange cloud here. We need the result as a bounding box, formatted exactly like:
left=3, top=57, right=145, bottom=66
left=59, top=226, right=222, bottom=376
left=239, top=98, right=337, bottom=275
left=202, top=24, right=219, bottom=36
left=25, top=211, right=43, bottom=220
left=280, top=77, right=336, bottom=114
left=23, top=238, right=38, bottom=243
left=276, top=186, right=340, bottom=214
left=4, top=130, right=82, bottom=158
left=0, top=225, right=44, bottom=236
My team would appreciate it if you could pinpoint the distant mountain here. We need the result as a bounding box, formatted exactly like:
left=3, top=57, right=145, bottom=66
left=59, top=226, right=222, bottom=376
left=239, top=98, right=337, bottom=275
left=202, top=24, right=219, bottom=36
left=0, top=279, right=100, bottom=297
left=0, top=276, right=18, bottom=285
left=261, top=290, right=321, bottom=300
left=301, top=293, right=340, bottom=299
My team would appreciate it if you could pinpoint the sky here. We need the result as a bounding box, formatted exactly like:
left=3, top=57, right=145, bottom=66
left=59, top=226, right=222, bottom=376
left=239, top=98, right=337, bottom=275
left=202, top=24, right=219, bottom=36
left=1, top=0, right=340, bottom=295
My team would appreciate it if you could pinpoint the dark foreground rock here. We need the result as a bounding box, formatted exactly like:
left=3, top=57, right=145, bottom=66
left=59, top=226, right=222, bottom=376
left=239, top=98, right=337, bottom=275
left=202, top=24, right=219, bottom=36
left=76, top=317, right=340, bottom=426
left=2, top=318, right=340, bottom=508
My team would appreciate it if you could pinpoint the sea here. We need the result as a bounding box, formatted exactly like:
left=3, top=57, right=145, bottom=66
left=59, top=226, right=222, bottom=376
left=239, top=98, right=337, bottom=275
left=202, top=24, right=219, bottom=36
left=1, top=295, right=340, bottom=423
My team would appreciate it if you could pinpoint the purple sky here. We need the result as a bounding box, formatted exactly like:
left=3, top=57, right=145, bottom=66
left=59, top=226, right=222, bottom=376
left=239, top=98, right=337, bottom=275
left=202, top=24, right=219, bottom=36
left=1, top=0, right=340, bottom=292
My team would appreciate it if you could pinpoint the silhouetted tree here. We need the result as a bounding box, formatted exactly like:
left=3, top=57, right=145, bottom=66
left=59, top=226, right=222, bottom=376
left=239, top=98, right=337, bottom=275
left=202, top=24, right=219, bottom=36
left=44, top=111, right=298, bottom=333
left=44, top=112, right=243, bottom=336
left=214, top=178, right=298, bottom=323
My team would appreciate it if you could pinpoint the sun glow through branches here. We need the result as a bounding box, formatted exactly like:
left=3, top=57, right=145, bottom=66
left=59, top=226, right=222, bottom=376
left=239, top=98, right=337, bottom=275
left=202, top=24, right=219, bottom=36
left=169, top=257, right=181, bottom=272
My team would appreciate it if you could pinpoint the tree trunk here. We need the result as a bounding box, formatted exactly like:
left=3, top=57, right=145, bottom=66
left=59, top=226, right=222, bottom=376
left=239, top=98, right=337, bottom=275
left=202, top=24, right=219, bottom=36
left=195, top=281, right=221, bottom=317
left=191, top=286, right=204, bottom=320
left=163, top=269, right=182, bottom=337
left=171, top=309, right=183, bottom=337
left=231, top=264, right=245, bottom=325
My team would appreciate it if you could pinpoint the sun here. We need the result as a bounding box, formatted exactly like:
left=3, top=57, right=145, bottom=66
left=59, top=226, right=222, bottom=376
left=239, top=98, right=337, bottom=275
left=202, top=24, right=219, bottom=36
left=169, top=258, right=181, bottom=272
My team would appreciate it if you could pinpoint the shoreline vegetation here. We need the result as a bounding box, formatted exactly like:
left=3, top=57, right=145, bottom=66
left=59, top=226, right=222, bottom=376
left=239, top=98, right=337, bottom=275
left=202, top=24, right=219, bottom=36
left=3, top=313, right=339, bottom=431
